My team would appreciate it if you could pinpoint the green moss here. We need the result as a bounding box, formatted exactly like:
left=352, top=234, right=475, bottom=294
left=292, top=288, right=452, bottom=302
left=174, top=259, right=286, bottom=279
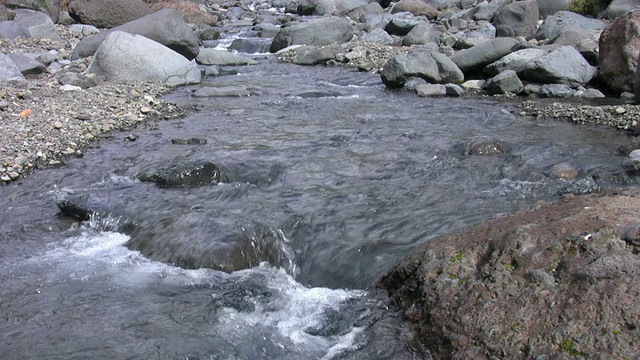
left=568, top=0, right=610, bottom=15
left=560, top=339, right=585, bottom=357
left=448, top=251, right=463, bottom=263
left=612, top=329, right=621, bottom=336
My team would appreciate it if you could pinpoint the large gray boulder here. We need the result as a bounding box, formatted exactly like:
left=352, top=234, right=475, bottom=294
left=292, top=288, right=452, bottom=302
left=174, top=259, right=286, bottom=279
left=522, top=46, right=597, bottom=86
left=536, top=0, right=571, bottom=17
left=602, top=0, right=640, bottom=19
left=298, top=0, right=367, bottom=16
left=385, top=13, right=421, bottom=35
left=86, top=31, right=201, bottom=86
left=402, top=21, right=439, bottom=46
left=450, top=37, right=521, bottom=73
left=13, top=9, right=59, bottom=40
left=196, top=48, right=259, bottom=66
left=0, top=21, right=31, bottom=39
left=8, top=53, right=46, bottom=76
left=4, top=0, right=60, bottom=23
left=0, top=52, right=26, bottom=84
left=492, top=0, right=539, bottom=38
left=360, top=28, right=394, bottom=45
left=68, top=0, right=152, bottom=28
left=270, top=16, right=353, bottom=52
left=483, top=48, right=546, bottom=77
left=551, top=25, right=599, bottom=64
left=484, top=69, right=523, bottom=94
left=474, top=0, right=512, bottom=21
left=381, top=50, right=464, bottom=88
left=599, top=10, right=640, bottom=95
left=72, top=9, right=199, bottom=60
left=534, top=11, right=606, bottom=41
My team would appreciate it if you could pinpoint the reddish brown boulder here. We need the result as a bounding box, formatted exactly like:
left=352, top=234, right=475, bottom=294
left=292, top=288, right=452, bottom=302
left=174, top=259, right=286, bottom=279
left=391, top=0, right=439, bottom=20
left=599, top=10, right=640, bottom=95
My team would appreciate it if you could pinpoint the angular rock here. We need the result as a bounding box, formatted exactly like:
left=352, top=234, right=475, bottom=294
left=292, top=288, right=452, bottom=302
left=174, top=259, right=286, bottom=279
left=551, top=25, right=599, bottom=64
left=539, top=83, right=574, bottom=98
left=483, top=48, right=546, bottom=77
left=450, top=37, right=521, bottom=73
left=270, top=16, right=353, bottom=52
left=474, top=0, right=512, bottom=21
left=196, top=49, right=259, bottom=66
left=382, top=50, right=464, bottom=88
left=522, top=46, right=596, bottom=86
left=402, top=22, right=439, bottom=46
left=359, top=28, right=394, bottom=45
left=391, top=0, right=439, bottom=19
left=384, top=13, right=421, bottom=36
left=415, top=83, right=446, bottom=96
left=484, top=70, right=523, bottom=94
left=600, top=10, right=640, bottom=95
left=192, top=86, right=251, bottom=98
left=56, top=72, right=99, bottom=89
left=13, top=9, right=59, bottom=40
left=72, top=9, right=200, bottom=61
left=7, top=53, right=46, bottom=76
left=0, top=21, right=30, bottom=39
left=492, top=0, right=539, bottom=38
left=86, top=31, right=201, bottom=86
left=68, top=0, right=152, bottom=28
left=24, top=52, right=57, bottom=66
left=534, top=11, right=606, bottom=41
left=0, top=52, right=26, bottom=84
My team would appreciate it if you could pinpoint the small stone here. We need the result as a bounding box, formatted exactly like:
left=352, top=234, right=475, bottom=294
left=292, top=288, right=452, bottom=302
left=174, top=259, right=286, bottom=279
left=9, top=171, right=19, bottom=180
left=615, top=106, right=626, bottom=115
left=60, top=84, right=82, bottom=92
left=1, top=175, right=10, bottom=182
left=125, top=134, right=137, bottom=141
left=140, top=106, right=154, bottom=114
left=53, top=121, right=63, bottom=129
left=48, top=160, right=62, bottom=166
left=14, top=155, right=28, bottom=165
left=76, top=113, right=91, bottom=120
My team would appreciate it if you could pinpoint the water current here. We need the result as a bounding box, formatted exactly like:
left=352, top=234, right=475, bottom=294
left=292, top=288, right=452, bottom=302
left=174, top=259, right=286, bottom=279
left=0, top=56, right=636, bottom=359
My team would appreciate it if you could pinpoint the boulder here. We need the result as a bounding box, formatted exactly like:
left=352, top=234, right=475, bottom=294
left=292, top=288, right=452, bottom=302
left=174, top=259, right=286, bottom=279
left=0, top=21, right=30, bottom=39
left=483, top=48, right=546, bottom=77
left=536, top=0, right=571, bottom=17
left=382, top=50, right=464, bottom=88
left=522, top=46, right=596, bottom=86
left=228, top=38, right=272, bottom=54
left=86, top=31, right=201, bottom=86
left=360, top=28, right=394, bottom=45
left=270, top=16, right=353, bottom=52
left=551, top=25, right=599, bottom=64
left=602, top=0, right=640, bottom=19
left=196, top=49, right=259, bottom=66
left=293, top=45, right=341, bottom=65
left=534, top=11, right=606, bottom=41
left=474, top=0, right=512, bottom=21
left=539, top=83, right=575, bottom=98
left=402, top=22, right=439, bottom=46
left=415, top=83, right=446, bottom=96
left=391, top=0, right=439, bottom=19
left=450, top=37, right=521, bottom=73
left=0, top=52, right=26, bottom=84
left=484, top=69, right=523, bottom=94
left=138, top=160, right=229, bottom=187
left=7, top=53, right=46, bottom=76
left=68, top=0, right=152, bottom=28
left=384, top=13, right=421, bottom=35
left=599, top=10, right=640, bottom=95
left=13, top=9, right=59, bottom=40
left=492, top=0, right=539, bottom=38
left=3, top=0, right=60, bottom=23
left=72, top=9, right=200, bottom=60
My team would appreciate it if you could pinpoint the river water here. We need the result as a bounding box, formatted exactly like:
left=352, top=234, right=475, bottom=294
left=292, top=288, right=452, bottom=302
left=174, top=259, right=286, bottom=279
left=0, top=57, right=636, bottom=359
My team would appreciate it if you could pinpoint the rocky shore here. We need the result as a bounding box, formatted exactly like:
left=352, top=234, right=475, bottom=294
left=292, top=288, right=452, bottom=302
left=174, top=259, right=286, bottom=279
left=2, top=0, right=640, bottom=358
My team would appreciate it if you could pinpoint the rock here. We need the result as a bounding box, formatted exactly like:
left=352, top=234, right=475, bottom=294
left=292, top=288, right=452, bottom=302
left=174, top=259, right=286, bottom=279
left=602, top=0, right=640, bottom=19
left=293, top=45, right=341, bottom=65
left=474, top=0, right=512, bottom=21
left=359, top=28, right=394, bottom=45
left=7, top=53, right=46, bottom=76
left=536, top=0, right=571, bottom=17
left=68, top=0, right=152, bottom=28
left=415, top=83, right=446, bottom=96
left=86, top=31, right=201, bottom=86
left=461, top=79, right=485, bottom=91
left=623, top=149, right=640, bottom=174
left=270, top=16, right=353, bottom=52
left=483, top=48, right=546, bottom=77
left=4, top=0, right=60, bottom=23
left=600, top=10, right=640, bottom=95
left=492, top=0, right=539, bottom=38
left=522, top=46, right=596, bottom=86
left=196, top=49, right=259, bottom=66
left=0, top=21, right=31, bottom=39
left=68, top=24, right=100, bottom=36
left=171, top=138, right=207, bottom=145
left=138, top=160, right=229, bottom=187
left=534, top=11, right=606, bottom=41
left=484, top=70, right=523, bottom=95
left=549, top=162, right=579, bottom=180
left=391, top=0, right=439, bottom=19
left=450, top=37, right=521, bottom=74
left=192, top=86, right=251, bottom=97
left=56, top=72, right=98, bottom=89
left=402, top=22, right=439, bottom=46
left=539, top=83, right=575, bottom=98
left=72, top=9, right=200, bottom=61
left=0, top=52, right=26, bottom=84
left=551, top=25, right=599, bottom=64
left=445, top=83, right=464, bottom=96
left=13, top=9, right=60, bottom=40
left=228, top=38, right=272, bottom=54
left=24, top=52, right=57, bottom=66
left=381, top=50, right=464, bottom=88
left=384, top=13, right=421, bottom=36
left=60, top=84, right=81, bottom=91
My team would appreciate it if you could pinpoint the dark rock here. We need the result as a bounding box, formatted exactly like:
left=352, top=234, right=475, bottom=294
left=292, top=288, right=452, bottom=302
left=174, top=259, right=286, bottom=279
left=0, top=52, right=26, bottom=84
left=474, top=0, right=512, bottom=21
left=270, top=16, right=353, bottom=52
left=522, top=46, right=597, bottom=86
left=602, top=0, right=640, bottom=19
left=384, top=13, right=421, bottom=36
left=402, top=22, right=438, bottom=46
left=445, top=83, right=464, bottom=96
left=492, top=0, right=539, bottom=38
left=7, top=53, right=46, bottom=76
left=138, top=160, right=229, bottom=187
left=4, top=0, right=60, bottom=23
left=68, top=0, right=152, bottom=28
left=550, top=25, right=599, bottom=65
left=293, top=45, right=341, bottom=65
left=290, top=90, right=343, bottom=98
left=450, top=37, right=521, bottom=74
left=391, top=0, right=439, bottom=19
left=228, top=38, right=273, bottom=54
left=534, top=11, right=606, bottom=41
left=382, top=50, right=464, bottom=88
left=72, top=9, right=200, bottom=61
left=483, top=48, right=546, bottom=77
left=539, top=83, right=575, bottom=98
left=536, top=0, right=571, bottom=17
left=600, top=10, right=640, bottom=95
left=461, top=137, right=510, bottom=155
left=171, top=138, right=208, bottom=145
left=13, top=8, right=60, bottom=40
left=484, top=69, right=523, bottom=95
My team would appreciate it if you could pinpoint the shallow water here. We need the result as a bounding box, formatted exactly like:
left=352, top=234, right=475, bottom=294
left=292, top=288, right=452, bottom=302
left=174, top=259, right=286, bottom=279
left=0, top=59, right=635, bottom=359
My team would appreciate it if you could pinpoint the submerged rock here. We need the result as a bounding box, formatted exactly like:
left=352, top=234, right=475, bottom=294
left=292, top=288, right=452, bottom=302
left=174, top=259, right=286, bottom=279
left=138, top=160, right=229, bottom=187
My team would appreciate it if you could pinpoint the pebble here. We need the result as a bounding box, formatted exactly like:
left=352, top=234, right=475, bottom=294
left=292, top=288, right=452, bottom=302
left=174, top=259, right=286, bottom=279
left=53, top=121, right=64, bottom=129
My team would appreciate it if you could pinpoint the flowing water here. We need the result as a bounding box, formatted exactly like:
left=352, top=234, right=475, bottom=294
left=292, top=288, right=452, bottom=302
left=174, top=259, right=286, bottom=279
left=0, top=58, right=636, bottom=359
